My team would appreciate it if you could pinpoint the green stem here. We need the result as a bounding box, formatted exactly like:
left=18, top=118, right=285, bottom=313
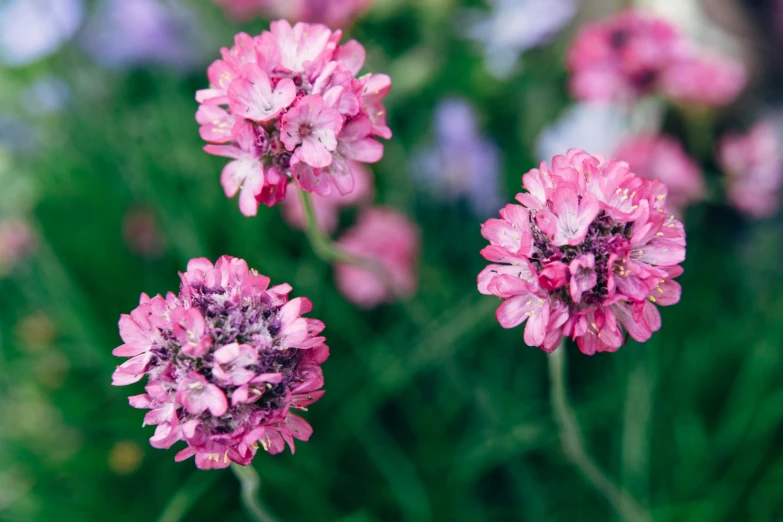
left=231, top=464, right=280, bottom=522
left=548, top=346, right=652, bottom=522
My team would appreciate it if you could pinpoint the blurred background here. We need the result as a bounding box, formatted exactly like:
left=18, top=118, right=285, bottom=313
left=2, top=0, right=783, bottom=520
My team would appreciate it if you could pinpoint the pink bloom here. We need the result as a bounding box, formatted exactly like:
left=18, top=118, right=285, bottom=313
left=718, top=122, right=783, bottom=219
left=615, top=134, right=704, bottom=216
left=281, top=161, right=372, bottom=233
left=112, top=256, right=329, bottom=469
left=478, top=149, right=686, bottom=355
left=0, top=218, right=36, bottom=276
left=334, top=208, right=419, bottom=308
left=197, top=21, right=390, bottom=215
left=566, top=9, right=684, bottom=102
left=214, top=0, right=372, bottom=29
left=123, top=207, right=166, bottom=258
left=660, top=53, right=746, bottom=108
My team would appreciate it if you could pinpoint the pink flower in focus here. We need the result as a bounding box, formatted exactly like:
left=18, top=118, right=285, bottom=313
left=615, top=134, right=704, bottom=216
left=214, top=0, right=372, bottom=29
left=196, top=21, right=390, bottom=216
left=334, top=208, right=419, bottom=308
left=281, top=161, right=373, bottom=233
left=112, top=256, right=329, bottom=469
left=478, top=149, right=686, bottom=355
left=660, top=53, right=746, bottom=107
left=718, top=122, right=783, bottom=219
left=567, top=9, right=684, bottom=102
left=0, top=218, right=36, bottom=275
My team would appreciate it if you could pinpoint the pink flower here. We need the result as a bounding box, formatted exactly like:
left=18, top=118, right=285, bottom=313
left=615, top=134, right=704, bottom=216
left=281, top=161, right=373, bottom=233
left=214, top=0, right=372, bottom=29
left=718, top=122, right=783, bottom=219
left=196, top=21, right=390, bottom=215
left=123, top=207, right=166, bottom=259
left=0, top=218, right=36, bottom=276
left=566, top=9, right=684, bottom=102
left=660, top=53, right=746, bottom=108
left=112, top=256, right=329, bottom=469
left=334, top=208, right=420, bottom=308
left=478, top=149, right=686, bottom=355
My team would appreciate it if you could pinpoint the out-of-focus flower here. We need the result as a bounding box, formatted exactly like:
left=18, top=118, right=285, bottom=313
left=282, top=161, right=373, bottom=233
left=660, top=52, right=746, bottom=107
left=536, top=103, right=630, bottom=162
left=615, top=134, right=704, bottom=215
left=215, top=0, right=371, bottom=28
left=335, top=208, right=419, bottom=308
left=413, top=99, right=503, bottom=217
left=464, top=0, right=577, bottom=77
left=0, top=219, right=36, bottom=276
left=123, top=207, right=166, bottom=259
left=81, top=0, right=206, bottom=71
left=567, top=9, right=684, bottom=102
left=197, top=22, right=390, bottom=216
left=111, top=256, right=328, bottom=469
left=0, top=0, right=84, bottom=67
left=15, top=312, right=58, bottom=352
left=108, top=441, right=144, bottom=475
left=478, top=149, right=686, bottom=354
left=22, top=77, right=71, bottom=116
left=718, top=122, right=783, bottom=219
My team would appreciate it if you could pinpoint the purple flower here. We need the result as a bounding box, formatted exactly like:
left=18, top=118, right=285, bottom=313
left=413, top=98, right=503, bottom=217
left=0, top=0, right=83, bottom=67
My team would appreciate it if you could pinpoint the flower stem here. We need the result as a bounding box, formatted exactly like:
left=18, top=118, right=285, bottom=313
left=547, top=345, right=652, bottom=522
left=230, top=463, right=280, bottom=522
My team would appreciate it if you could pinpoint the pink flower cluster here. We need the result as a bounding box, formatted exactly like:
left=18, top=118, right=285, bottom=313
left=196, top=20, right=390, bottom=216
left=567, top=9, right=746, bottom=106
left=111, top=256, right=328, bottom=469
left=215, top=0, right=371, bottom=29
left=615, top=134, right=704, bottom=216
left=718, top=122, right=783, bottom=219
left=335, top=208, right=419, bottom=309
left=478, top=149, right=686, bottom=355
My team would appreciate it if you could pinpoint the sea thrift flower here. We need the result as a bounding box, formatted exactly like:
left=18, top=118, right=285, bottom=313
left=660, top=53, right=746, bottom=107
left=281, top=161, right=372, bottom=233
left=478, top=149, right=686, bottom=355
left=215, top=0, right=371, bottom=28
left=413, top=98, right=503, bottom=217
left=567, top=9, right=684, bottom=102
left=197, top=21, right=389, bottom=216
left=718, top=122, right=783, bottom=219
left=0, top=219, right=36, bottom=276
left=334, top=208, right=419, bottom=309
left=111, top=256, right=328, bottom=469
left=615, top=134, right=704, bottom=216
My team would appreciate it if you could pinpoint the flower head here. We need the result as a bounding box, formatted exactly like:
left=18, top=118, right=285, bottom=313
left=197, top=21, right=390, bottom=216
left=478, top=149, right=686, bottom=355
left=660, top=52, right=746, bottom=108
left=0, top=0, right=83, bottom=67
left=215, top=0, right=371, bottom=29
left=718, top=122, right=783, bottom=219
left=112, top=256, right=328, bottom=469
left=335, top=208, right=419, bottom=309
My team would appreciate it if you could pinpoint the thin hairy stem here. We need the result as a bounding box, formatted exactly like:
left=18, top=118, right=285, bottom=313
left=548, top=346, right=652, bottom=522
left=231, top=464, right=280, bottom=522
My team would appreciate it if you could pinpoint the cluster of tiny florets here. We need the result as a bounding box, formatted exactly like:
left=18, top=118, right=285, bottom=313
left=112, top=256, right=328, bottom=469
left=196, top=20, right=390, bottom=216
left=479, top=149, right=686, bottom=355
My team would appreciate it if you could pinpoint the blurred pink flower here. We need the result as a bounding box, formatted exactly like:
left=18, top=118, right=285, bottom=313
left=567, top=9, right=684, bottom=102
left=718, top=122, right=783, bottom=219
left=282, top=161, right=373, bottom=233
left=0, top=219, right=36, bottom=275
left=123, top=208, right=166, bottom=259
left=660, top=53, right=746, bottom=108
left=215, top=0, right=371, bottom=28
left=197, top=21, right=390, bottom=216
left=615, top=134, right=704, bottom=216
left=478, top=149, right=686, bottom=355
left=334, top=208, right=419, bottom=308
left=112, top=256, right=328, bottom=469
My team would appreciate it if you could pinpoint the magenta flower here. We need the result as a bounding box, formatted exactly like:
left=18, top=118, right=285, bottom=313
left=615, top=134, right=704, bottom=216
left=111, top=256, right=329, bottom=469
left=215, top=0, right=372, bottom=29
left=718, top=122, right=783, bottom=219
left=196, top=21, right=390, bottom=216
left=660, top=52, right=746, bottom=108
left=478, top=149, right=686, bottom=355
left=334, top=208, right=420, bottom=309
